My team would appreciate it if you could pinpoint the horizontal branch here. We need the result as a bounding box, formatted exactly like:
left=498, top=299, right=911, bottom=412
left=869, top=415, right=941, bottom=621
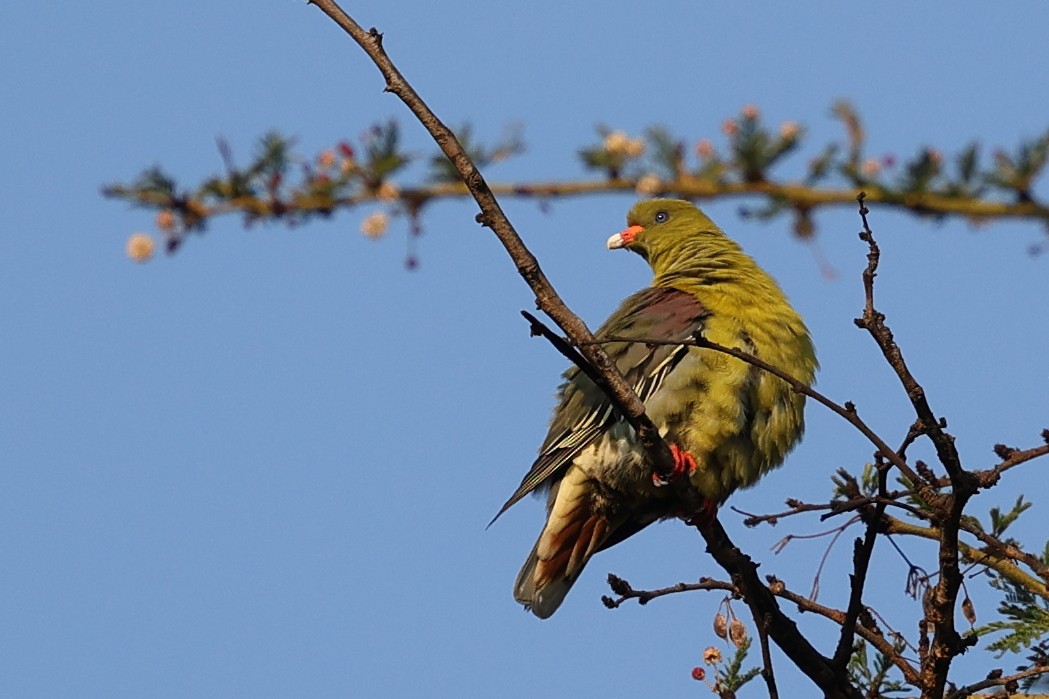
left=602, top=573, right=731, bottom=608
left=982, top=437, right=1049, bottom=482
left=103, top=175, right=1049, bottom=234
left=770, top=578, right=923, bottom=687
left=884, top=517, right=1049, bottom=602
left=745, top=491, right=1049, bottom=586
left=944, top=664, right=1049, bottom=699
left=736, top=493, right=928, bottom=527
left=603, top=571, right=921, bottom=687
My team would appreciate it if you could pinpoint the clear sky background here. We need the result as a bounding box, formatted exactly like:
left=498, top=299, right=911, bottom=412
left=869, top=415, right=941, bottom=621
left=3, top=2, right=1048, bottom=697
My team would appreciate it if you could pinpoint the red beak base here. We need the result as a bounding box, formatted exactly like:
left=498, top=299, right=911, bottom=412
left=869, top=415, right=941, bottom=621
left=607, top=224, right=644, bottom=249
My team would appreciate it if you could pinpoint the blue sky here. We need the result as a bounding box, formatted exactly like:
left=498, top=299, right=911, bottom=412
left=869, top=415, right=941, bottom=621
left=3, top=2, right=1048, bottom=696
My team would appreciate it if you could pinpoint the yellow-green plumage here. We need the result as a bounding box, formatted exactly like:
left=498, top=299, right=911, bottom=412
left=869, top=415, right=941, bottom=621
left=637, top=200, right=817, bottom=500
left=500, top=199, right=817, bottom=618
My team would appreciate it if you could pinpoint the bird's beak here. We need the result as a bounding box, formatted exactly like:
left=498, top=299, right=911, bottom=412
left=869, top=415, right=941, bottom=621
left=607, top=225, right=644, bottom=250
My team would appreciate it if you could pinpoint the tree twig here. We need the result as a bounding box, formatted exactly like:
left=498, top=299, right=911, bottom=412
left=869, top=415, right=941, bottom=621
left=854, top=194, right=964, bottom=480
left=831, top=460, right=887, bottom=675
left=772, top=577, right=924, bottom=687
left=602, top=574, right=731, bottom=609
left=590, top=331, right=930, bottom=495
left=103, top=175, right=1049, bottom=229
left=306, top=0, right=682, bottom=482
left=308, top=3, right=862, bottom=696
left=755, top=612, right=780, bottom=699
left=944, top=664, right=1049, bottom=699
left=852, top=195, right=978, bottom=698
left=603, top=572, right=923, bottom=689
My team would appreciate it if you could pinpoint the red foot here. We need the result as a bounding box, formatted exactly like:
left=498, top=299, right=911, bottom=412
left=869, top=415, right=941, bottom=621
left=652, top=443, right=697, bottom=487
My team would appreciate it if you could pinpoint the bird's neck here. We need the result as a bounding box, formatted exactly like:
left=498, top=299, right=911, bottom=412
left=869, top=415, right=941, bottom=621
left=650, top=241, right=778, bottom=300
left=654, top=243, right=806, bottom=335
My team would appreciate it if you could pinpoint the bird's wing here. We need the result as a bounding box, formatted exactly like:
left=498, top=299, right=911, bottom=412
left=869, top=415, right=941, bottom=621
left=491, top=286, right=709, bottom=522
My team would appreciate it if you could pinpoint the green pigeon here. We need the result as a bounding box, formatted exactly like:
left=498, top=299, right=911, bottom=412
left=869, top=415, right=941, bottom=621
left=495, top=199, right=817, bottom=619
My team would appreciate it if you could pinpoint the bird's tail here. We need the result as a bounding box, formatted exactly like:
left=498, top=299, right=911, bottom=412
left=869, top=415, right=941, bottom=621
left=513, top=466, right=613, bottom=619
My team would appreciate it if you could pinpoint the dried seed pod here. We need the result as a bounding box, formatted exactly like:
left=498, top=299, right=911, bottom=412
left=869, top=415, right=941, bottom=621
left=713, top=612, right=728, bottom=640
left=962, top=596, right=976, bottom=626
left=729, top=618, right=748, bottom=647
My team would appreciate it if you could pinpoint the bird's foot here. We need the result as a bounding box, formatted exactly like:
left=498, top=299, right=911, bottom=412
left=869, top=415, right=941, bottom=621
left=652, top=443, right=697, bottom=487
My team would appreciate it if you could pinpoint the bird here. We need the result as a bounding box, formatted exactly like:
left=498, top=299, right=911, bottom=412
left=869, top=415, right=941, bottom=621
left=494, top=198, right=818, bottom=619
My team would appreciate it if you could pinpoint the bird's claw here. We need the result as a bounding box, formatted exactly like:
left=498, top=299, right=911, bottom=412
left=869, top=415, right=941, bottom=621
left=652, top=443, right=697, bottom=487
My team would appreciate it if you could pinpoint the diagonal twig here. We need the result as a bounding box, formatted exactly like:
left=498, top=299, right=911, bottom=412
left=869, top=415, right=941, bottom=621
left=852, top=194, right=978, bottom=698
left=309, top=3, right=864, bottom=694
left=591, top=331, right=929, bottom=493
left=854, top=195, right=963, bottom=480
left=305, top=0, right=680, bottom=485
left=944, top=664, right=1049, bottom=699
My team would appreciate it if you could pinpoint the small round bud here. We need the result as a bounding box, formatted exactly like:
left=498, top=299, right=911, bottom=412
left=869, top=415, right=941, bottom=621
left=126, top=232, right=155, bottom=262
left=155, top=210, right=176, bottom=231
left=376, top=181, right=400, bottom=201
left=634, top=173, right=661, bottom=196
left=360, top=211, right=389, bottom=239
left=779, top=121, right=800, bottom=141
left=691, top=667, right=706, bottom=681
left=741, top=104, right=760, bottom=120
left=317, top=149, right=336, bottom=170
left=603, top=130, right=630, bottom=155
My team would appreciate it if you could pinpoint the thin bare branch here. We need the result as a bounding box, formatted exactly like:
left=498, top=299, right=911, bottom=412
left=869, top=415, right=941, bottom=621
left=602, top=574, right=733, bottom=609
left=944, top=664, right=1049, bottom=699
left=883, top=516, right=1049, bottom=602
left=854, top=195, right=964, bottom=480
left=304, top=0, right=682, bottom=483
left=735, top=494, right=929, bottom=527
left=976, top=438, right=1049, bottom=485
left=309, top=3, right=862, bottom=696
left=833, top=463, right=889, bottom=675
left=605, top=570, right=922, bottom=688
left=755, top=613, right=780, bottom=699
left=590, top=331, right=932, bottom=497
left=770, top=578, right=923, bottom=687
left=851, top=195, right=977, bottom=698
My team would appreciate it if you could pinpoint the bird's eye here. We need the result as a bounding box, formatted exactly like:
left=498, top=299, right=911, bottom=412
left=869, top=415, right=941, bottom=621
left=654, top=210, right=670, bottom=223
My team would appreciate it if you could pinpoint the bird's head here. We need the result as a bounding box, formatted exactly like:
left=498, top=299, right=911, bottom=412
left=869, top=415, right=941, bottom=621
left=607, top=199, right=733, bottom=277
